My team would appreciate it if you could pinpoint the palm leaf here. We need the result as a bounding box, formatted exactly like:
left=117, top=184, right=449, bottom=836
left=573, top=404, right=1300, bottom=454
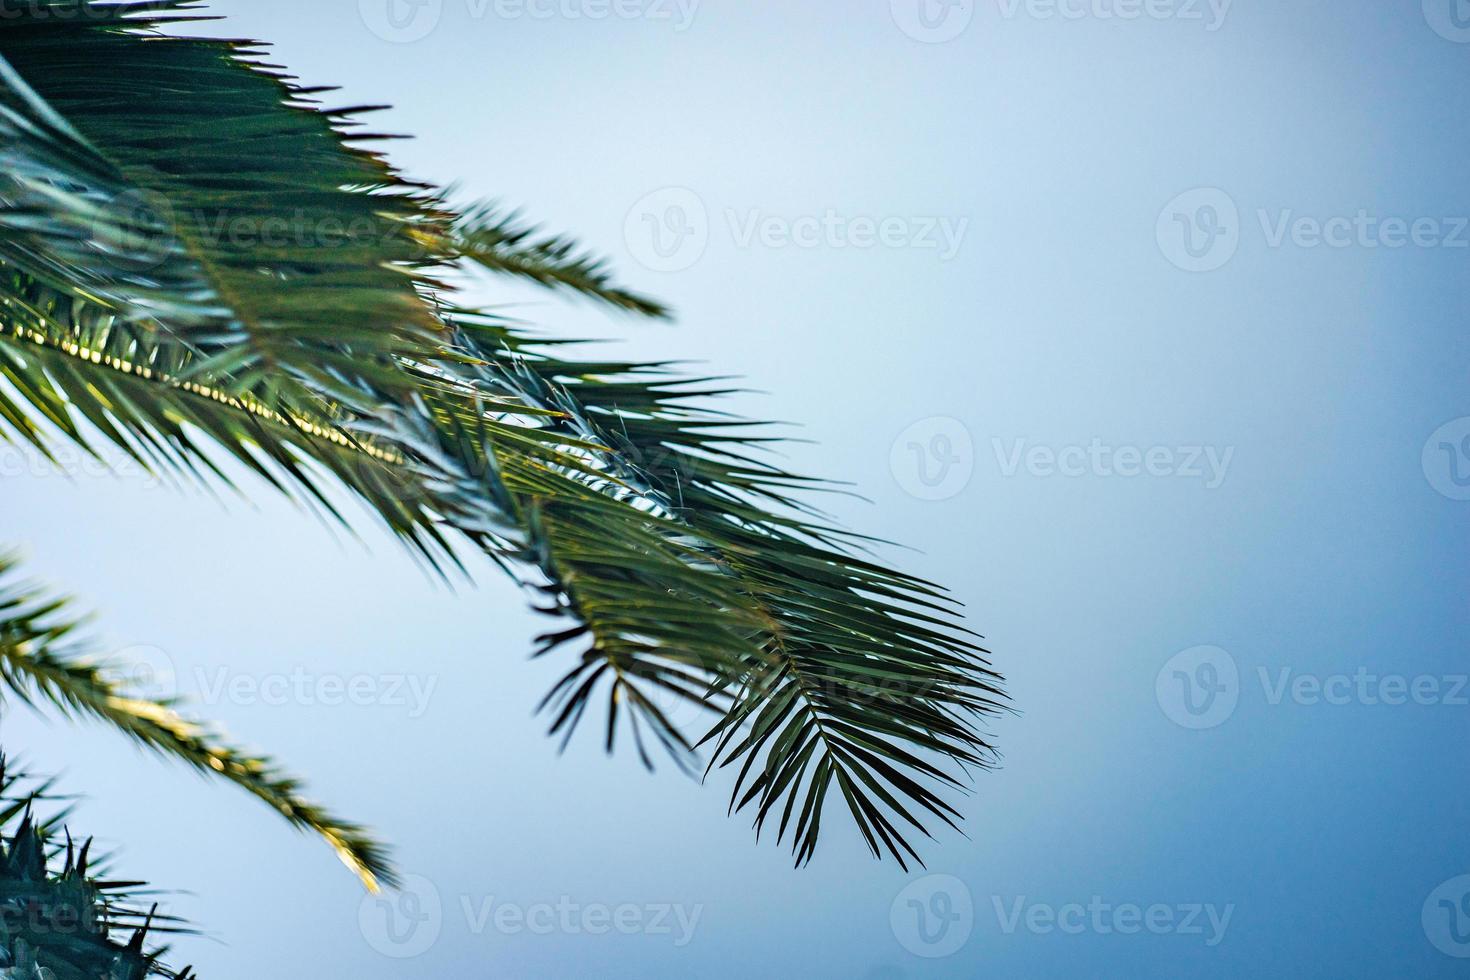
left=441, top=316, right=1006, bottom=866
left=0, top=756, right=194, bottom=978
left=0, top=0, right=1007, bottom=871
left=0, top=553, right=395, bottom=891
left=446, top=200, right=670, bottom=318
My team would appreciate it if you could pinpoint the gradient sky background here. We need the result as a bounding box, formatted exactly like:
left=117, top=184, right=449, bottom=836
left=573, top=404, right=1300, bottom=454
left=4, top=1, right=1470, bottom=976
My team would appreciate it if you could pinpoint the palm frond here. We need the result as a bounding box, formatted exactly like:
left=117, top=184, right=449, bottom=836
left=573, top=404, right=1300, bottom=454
left=0, top=268, right=481, bottom=571
left=0, top=0, right=1008, bottom=870
left=447, top=201, right=670, bottom=318
left=0, top=553, right=396, bottom=891
left=442, top=316, right=1007, bottom=867
left=0, top=756, right=193, bottom=979
left=0, top=0, right=444, bottom=392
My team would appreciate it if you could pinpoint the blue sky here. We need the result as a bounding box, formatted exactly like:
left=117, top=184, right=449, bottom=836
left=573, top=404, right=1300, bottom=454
left=4, top=1, right=1469, bottom=976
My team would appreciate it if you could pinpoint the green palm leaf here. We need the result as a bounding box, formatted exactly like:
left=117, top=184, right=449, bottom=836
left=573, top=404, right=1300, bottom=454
left=0, top=0, right=1006, bottom=873
left=441, top=315, right=1006, bottom=866
left=0, top=757, right=195, bottom=978
left=447, top=200, right=670, bottom=317
left=0, top=553, right=395, bottom=891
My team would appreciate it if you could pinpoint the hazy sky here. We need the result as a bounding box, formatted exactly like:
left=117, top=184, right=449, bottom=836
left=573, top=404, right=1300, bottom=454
left=5, top=1, right=1469, bottom=976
